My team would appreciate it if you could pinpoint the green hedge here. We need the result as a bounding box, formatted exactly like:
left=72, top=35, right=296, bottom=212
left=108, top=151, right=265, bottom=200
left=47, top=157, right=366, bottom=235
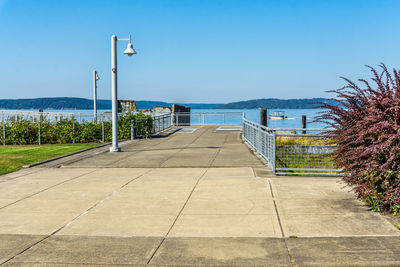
left=0, top=112, right=153, bottom=145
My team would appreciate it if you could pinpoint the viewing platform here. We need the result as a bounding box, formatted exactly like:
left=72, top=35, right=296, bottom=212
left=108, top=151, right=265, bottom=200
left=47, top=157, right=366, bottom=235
left=0, top=126, right=399, bottom=266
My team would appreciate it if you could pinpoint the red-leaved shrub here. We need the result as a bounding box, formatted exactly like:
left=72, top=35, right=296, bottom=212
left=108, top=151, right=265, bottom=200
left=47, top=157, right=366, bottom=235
left=318, top=64, right=400, bottom=214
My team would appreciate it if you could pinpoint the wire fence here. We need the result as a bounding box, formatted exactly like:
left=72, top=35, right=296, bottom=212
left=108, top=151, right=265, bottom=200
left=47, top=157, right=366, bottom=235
left=0, top=110, right=171, bottom=145
left=152, top=113, right=172, bottom=134
left=0, top=110, right=170, bottom=123
left=242, top=118, right=341, bottom=176
left=242, top=119, right=276, bottom=170
left=172, top=112, right=243, bottom=126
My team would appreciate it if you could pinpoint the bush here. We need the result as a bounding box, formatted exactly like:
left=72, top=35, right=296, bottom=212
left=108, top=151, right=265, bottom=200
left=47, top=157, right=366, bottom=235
left=6, top=119, right=38, bottom=144
left=0, top=112, right=154, bottom=145
left=318, top=64, right=400, bottom=214
left=133, top=112, right=153, bottom=138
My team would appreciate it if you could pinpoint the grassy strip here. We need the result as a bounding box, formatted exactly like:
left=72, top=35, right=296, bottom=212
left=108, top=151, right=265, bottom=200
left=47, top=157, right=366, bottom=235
left=276, top=135, right=336, bottom=174
left=0, top=143, right=99, bottom=175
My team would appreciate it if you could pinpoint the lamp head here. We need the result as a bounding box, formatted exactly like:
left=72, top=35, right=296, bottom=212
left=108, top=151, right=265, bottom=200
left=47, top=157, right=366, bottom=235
left=124, top=43, right=136, bottom=56
left=95, top=73, right=100, bottom=80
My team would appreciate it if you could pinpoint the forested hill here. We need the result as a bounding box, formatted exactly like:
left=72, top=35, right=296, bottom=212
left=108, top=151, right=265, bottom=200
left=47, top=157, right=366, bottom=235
left=0, top=97, right=335, bottom=110
left=0, top=97, right=111, bottom=110
left=0, top=97, right=221, bottom=110
left=214, top=98, right=336, bottom=109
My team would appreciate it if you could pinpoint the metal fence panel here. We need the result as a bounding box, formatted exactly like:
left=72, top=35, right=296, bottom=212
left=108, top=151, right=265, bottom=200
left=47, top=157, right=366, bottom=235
left=242, top=119, right=276, bottom=172
left=242, top=118, right=340, bottom=176
left=172, top=112, right=243, bottom=126
left=152, top=113, right=172, bottom=134
left=0, top=110, right=171, bottom=145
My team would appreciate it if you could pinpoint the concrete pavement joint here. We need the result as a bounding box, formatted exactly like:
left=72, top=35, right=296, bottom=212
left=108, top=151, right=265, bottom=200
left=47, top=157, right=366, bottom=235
left=98, top=133, right=189, bottom=166
left=145, top=168, right=209, bottom=266
left=22, top=143, right=111, bottom=168
left=121, top=146, right=221, bottom=152
left=3, top=262, right=136, bottom=266
left=0, top=169, right=98, bottom=211
left=208, top=135, right=228, bottom=166
left=35, top=140, right=136, bottom=169
left=63, top=168, right=154, bottom=229
left=242, top=137, right=272, bottom=170
left=159, top=127, right=210, bottom=167
left=5, top=127, right=397, bottom=265
left=0, top=169, right=154, bottom=266
left=47, top=145, right=115, bottom=168
left=0, top=168, right=44, bottom=183
left=268, top=178, right=296, bottom=267
left=0, top=235, right=52, bottom=266
left=60, top=137, right=170, bottom=168
left=56, top=140, right=141, bottom=168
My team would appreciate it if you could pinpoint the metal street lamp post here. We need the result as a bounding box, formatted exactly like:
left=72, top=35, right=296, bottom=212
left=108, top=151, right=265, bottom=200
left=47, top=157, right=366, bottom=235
left=110, top=34, right=136, bottom=152
left=93, top=70, right=100, bottom=122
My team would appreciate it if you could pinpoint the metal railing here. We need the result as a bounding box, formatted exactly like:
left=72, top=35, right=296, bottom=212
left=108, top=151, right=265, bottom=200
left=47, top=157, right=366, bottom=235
left=0, top=110, right=170, bottom=123
left=172, top=112, right=243, bottom=126
left=242, top=118, right=341, bottom=176
left=152, top=113, right=172, bottom=134
left=0, top=109, right=171, bottom=145
left=242, top=119, right=276, bottom=171
left=0, top=109, right=109, bottom=123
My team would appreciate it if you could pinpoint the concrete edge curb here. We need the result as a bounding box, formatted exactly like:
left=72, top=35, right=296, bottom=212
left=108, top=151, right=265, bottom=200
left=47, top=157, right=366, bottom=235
left=22, top=142, right=112, bottom=168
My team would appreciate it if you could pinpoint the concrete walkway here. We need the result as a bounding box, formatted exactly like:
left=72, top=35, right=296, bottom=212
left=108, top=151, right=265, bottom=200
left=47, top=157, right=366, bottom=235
left=0, top=126, right=399, bottom=266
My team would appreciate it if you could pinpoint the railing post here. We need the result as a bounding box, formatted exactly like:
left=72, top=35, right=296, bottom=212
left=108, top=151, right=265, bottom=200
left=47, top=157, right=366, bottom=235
left=72, top=119, right=75, bottom=144
left=272, top=130, right=276, bottom=175
left=102, top=121, right=105, bottom=142
left=2, top=120, right=5, bottom=146
left=302, top=115, right=307, bottom=134
left=264, top=128, right=267, bottom=157
left=163, top=115, right=165, bottom=130
left=38, top=120, right=41, bottom=145
left=131, top=121, right=134, bottom=140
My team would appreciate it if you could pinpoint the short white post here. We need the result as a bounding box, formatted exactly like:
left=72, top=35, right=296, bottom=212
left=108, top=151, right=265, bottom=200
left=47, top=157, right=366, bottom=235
left=38, top=120, right=41, bottom=145
left=101, top=121, right=104, bottom=142
left=93, top=70, right=98, bottom=122
left=131, top=121, right=134, bottom=140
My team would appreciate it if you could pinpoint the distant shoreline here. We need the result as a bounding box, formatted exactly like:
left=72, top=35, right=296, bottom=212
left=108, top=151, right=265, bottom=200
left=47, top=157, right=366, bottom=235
left=0, top=97, right=335, bottom=110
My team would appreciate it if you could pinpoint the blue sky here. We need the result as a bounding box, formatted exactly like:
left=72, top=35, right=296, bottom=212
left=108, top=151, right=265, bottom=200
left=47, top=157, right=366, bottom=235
left=0, top=0, right=400, bottom=103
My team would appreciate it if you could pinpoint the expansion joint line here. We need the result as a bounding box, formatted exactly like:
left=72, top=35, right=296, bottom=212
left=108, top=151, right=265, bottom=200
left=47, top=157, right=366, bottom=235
left=104, top=128, right=186, bottom=166
left=95, top=139, right=167, bottom=166
left=158, top=127, right=209, bottom=167
left=0, top=169, right=98, bottom=211
left=208, top=134, right=228, bottom=166
left=268, top=178, right=296, bottom=267
left=0, top=169, right=153, bottom=266
left=0, top=167, right=51, bottom=183
left=69, top=136, right=172, bottom=168
left=145, top=168, right=209, bottom=266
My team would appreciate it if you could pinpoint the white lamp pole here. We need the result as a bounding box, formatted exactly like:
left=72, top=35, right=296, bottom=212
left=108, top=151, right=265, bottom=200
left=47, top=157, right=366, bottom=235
left=110, top=34, right=136, bottom=152
left=93, top=70, right=99, bottom=122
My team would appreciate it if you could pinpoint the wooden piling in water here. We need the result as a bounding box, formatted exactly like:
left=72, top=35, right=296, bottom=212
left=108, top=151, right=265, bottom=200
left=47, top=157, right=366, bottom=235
left=260, top=108, right=267, bottom=127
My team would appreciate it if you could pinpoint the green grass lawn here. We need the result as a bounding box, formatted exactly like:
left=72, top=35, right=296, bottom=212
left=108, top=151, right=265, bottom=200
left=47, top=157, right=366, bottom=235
left=0, top=143, right=100, bottom=175
left=275, top=135, right=337, bottom=175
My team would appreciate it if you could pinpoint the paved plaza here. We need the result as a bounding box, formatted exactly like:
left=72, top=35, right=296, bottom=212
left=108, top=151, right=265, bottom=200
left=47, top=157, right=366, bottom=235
left=0, top=127, right=399, bottom=266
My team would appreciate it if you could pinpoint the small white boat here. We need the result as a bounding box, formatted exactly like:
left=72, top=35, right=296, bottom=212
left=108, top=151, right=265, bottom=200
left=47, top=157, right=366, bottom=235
left=269, top=111, right=287, bottom=120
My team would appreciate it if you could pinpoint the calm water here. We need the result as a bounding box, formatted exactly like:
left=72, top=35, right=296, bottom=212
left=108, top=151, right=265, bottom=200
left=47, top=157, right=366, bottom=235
left=19, top=108, right=328, bottom=129
left=192, top=109, right=327, bottom=129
